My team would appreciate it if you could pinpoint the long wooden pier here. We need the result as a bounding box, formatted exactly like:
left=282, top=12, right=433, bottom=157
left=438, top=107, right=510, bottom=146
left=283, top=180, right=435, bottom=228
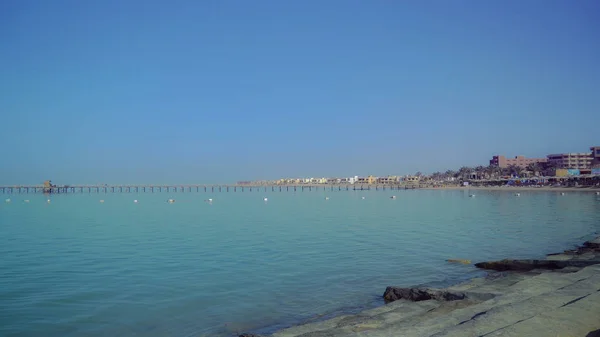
left=0, top=184, right=421, bottom=194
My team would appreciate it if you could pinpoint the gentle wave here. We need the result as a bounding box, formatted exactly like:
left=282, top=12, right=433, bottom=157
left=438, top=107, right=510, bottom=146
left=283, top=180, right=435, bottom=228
left=1, top=190, right=599, bottom=336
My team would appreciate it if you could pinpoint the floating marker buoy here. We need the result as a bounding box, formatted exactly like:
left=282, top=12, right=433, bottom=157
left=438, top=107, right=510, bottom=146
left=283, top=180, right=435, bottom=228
left=515, top=193, right=520, bottom=196
left=47, top=199, right=51, bottom=203
left=469, top=194, right=476, bottom=198
left=5, top=198, right=10, bottom=203
left=24, top=200, right=30, bottom=203
left=391, top=196, right=397, bottom=199
left=560, top=193, right=565, bottom=196
left=263, top=197, right=268, bottom=201
left=208, top=198, right=213, bottom=202
left=596, top=192, right=600, bottom=196
left=361, top=196, right=365, bottom=200
left=325, top=197, right=329, bottom=200
left=168, top=199, right=175, bottom=203
left=100, top=200, right=104, bottom=203
left=134, top=200, right=138, bottom=203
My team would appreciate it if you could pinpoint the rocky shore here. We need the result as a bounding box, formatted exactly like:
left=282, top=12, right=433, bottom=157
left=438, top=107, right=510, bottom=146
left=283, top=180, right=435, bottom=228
left=241, top=236, right=600, bottom=337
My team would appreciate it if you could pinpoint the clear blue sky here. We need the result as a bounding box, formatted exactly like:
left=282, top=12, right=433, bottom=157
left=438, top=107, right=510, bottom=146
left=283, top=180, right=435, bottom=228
left=1, top=0, right=599, bottom=184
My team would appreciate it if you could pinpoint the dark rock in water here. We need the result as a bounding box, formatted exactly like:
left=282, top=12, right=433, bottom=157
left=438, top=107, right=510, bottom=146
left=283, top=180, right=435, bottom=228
left=583, top=238, right=600, bottom=249
left=474, top=259, right=600, bottom=272
left=383, top=287, right=466, bottom=303
left=547, top=238, right=600, bottom=256
left=239, top=334, right=265, bottom=337
left=586, top=329, right=600, bottom=337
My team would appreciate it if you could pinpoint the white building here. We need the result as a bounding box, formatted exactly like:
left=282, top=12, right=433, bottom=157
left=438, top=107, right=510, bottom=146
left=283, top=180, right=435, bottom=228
left=340, top=176, right=358, bottom=184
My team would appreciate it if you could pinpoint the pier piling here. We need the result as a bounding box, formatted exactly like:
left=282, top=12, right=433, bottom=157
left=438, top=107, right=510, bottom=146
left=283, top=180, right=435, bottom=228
left=0, top=184, right=424, bottom=195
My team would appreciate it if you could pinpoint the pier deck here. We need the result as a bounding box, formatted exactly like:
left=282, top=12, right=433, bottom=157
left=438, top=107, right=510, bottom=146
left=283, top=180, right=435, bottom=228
left=0, top=184, right=421, bottom=194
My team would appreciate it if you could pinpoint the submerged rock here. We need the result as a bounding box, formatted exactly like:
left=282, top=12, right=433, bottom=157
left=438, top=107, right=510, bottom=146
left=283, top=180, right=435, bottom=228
left=583, top=238, right=600, bottom=249
left=474, top=259, right=600, bottom=271
left=446, top=259, right=471, bottom=264
left=548, top=237, right=600, bottom=256
left=383, top=287, right=466, bottom=303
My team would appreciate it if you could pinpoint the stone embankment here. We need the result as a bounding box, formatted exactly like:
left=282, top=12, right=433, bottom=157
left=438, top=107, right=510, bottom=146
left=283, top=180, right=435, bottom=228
left=241, top=236, right=600, bottom=337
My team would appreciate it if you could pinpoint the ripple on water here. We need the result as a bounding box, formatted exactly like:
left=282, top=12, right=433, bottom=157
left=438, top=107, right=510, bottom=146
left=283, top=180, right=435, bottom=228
left=1, top=190, right=599, bottom=336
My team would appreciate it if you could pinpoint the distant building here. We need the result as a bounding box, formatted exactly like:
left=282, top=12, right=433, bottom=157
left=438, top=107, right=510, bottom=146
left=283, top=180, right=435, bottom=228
left=340, top=176, right=358, bottom=184
left=591, top=146, right=600, bottom=168
left=356, top=175, right=377, bottom=184
left=326, top=178, right=339, bottom=184
left=547, top=153, right=592, bottom=169
left=377, top=176, right=399, bottom=184
left=489, top=155, right=547, bottom=168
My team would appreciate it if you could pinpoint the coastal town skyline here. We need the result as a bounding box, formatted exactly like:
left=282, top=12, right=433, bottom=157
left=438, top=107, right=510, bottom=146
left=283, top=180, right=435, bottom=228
left=2, top=144, right=597, bottom=187
left=250, top=143, right=597, bottom=183
left=1, top=1, right=599, bottom=185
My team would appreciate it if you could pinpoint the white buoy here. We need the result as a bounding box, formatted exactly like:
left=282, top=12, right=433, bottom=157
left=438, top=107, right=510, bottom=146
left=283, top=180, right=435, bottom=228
left=99, top=200, right=104, bottom=203
left=560, top=192, right=565, bottom=196
left=24, top=200, right=30, bottom=203
left=134, top=199, right=138, bottom=203
left=47, top=199, right=51, bottom=203
left=391, top=196, right=397, bottom=199
left=264, top=197, right=268, bottom=202
left=596, top=192, right=600, bottom=196
left=325, top=197, right=329, bottom=200
left=469, top=194, right=476, bottom=198
left=168, top=199, right=175, bottom=203
left=515, top=193, right=520, bottom=196
left=361, top=196, right=365, bottom=200
left=5, top=198, right=10, bottom=203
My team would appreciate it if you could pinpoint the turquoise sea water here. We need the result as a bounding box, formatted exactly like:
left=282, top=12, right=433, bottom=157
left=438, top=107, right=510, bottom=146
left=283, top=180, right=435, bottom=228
left=1, top=189, right=599, bottom=337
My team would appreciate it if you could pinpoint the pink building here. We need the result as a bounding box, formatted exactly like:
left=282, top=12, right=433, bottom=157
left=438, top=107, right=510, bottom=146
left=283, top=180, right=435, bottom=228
left=489, top=155, right=547, bottom=168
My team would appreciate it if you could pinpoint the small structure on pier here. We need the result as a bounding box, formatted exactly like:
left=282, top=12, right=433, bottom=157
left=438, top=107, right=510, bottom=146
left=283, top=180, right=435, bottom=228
left=43, top=180, right=56, bottom=193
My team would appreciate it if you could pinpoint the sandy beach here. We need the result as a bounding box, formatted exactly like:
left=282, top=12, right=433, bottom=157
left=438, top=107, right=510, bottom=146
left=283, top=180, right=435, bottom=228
left=423, top=185, right=600, bottom=192
left=241, top=236, right=600, bottom=337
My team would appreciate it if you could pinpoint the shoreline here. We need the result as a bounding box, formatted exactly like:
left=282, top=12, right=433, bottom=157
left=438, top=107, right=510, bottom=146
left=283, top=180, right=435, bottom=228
left=241, top=235, right=600, bottom=337
left=423, top=185, right=600, bottom=192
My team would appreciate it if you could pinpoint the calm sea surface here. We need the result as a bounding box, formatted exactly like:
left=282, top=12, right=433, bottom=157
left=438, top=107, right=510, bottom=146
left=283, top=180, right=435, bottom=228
left=1, top=189, right=599, bottom=336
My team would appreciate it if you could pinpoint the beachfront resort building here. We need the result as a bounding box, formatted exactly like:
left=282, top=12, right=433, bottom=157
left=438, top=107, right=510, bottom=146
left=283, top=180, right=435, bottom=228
left=356, top=176, right=377, bottom=184
left=377, top=176, right=400, bottom=184
left=591, top=146, right=600, bottom=168
left=404, top=176, right=420, bottom=184
left=547, top=152, right=592, bottom=170
left=339, top=176, right=358, bottom=184
left=489, top=155, right=547, bottom=168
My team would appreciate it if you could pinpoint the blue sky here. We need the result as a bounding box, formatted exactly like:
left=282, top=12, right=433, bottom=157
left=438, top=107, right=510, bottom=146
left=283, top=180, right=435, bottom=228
left=1, top=0, right=599, bottom=184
